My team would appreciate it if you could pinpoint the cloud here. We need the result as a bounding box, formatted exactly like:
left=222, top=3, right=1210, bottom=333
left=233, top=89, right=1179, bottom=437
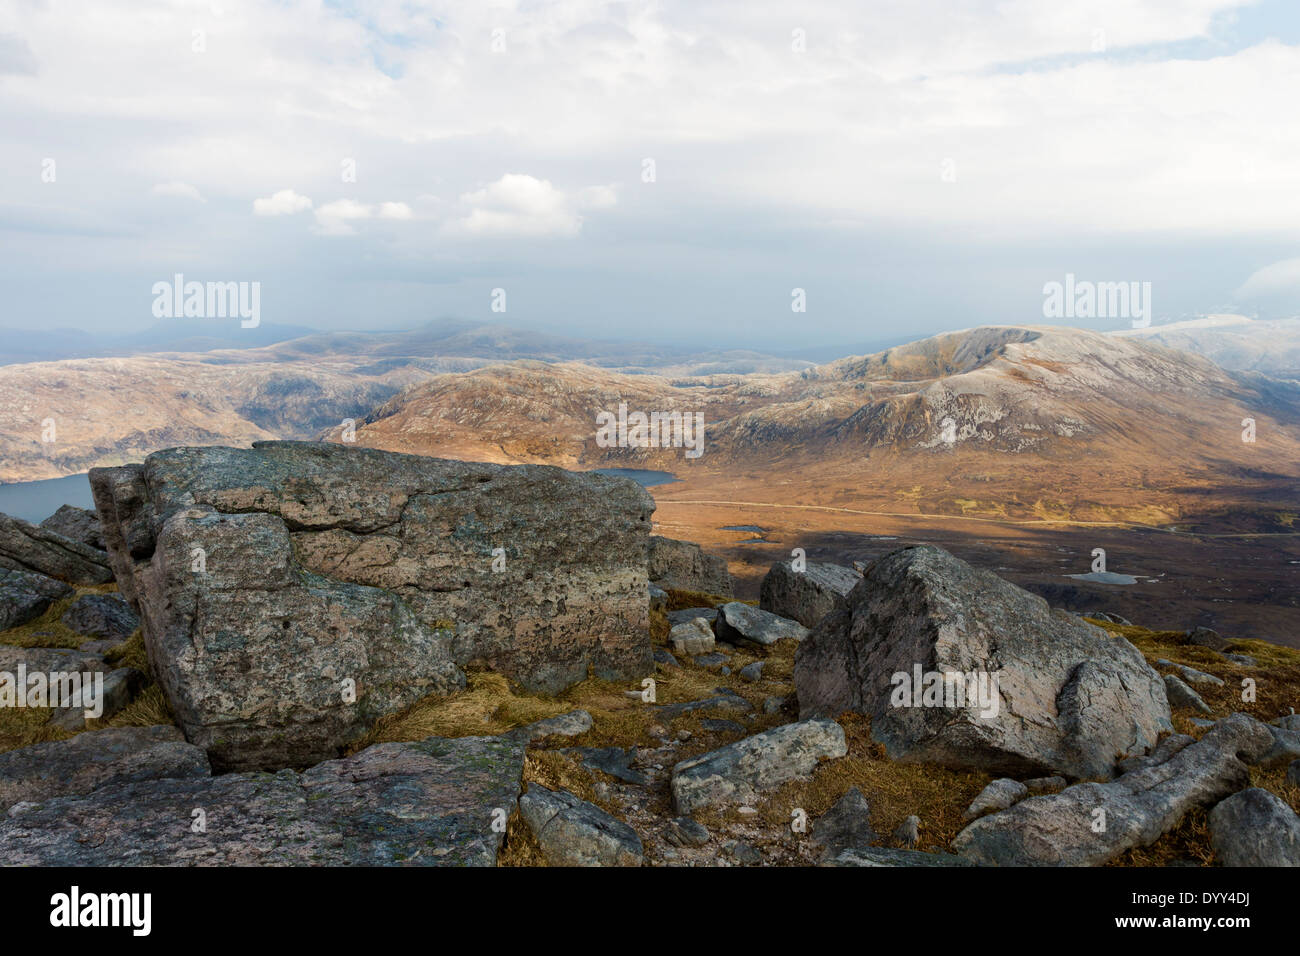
left=1236, top=258, right=1300, bottom=298
left=313, top=198, right=373, bottom=236
left=151, top=182, right=205, bottom=202
left=447, top=174, right=614, bottom=239
left=378, top=202, right=413, bottom=220
left=253, top=189, right=313, bottom=216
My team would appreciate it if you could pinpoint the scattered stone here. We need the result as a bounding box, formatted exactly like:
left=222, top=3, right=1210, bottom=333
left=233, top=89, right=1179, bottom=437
left=892, top=815, right=921, bottom=848
left=739, top=661, right=764, bottom=682
left=47, top=667, right=143, bottom=731
left=0, top=734, right=527, bottom=866
left=762, top=696, right=786, bottom=715
left=39, top=505, right=105, bottom=551
left=1023, top=776, right=1067, bottom=794
left=715, top=602, right=809, bottom=648
left=1163, top=675, right=1213, bottom=715
left=759, top=559, right=861, bottom=628
left=653, top=648, right=679, bottom=668
left=508, top=710, right=593, bottom=745
left=951, top=713, right=1274, bottom=866
left=0, top=512, right=113, bottom=585
left=562, top=746, right=648, bottom=785
left=1184, top=626, right=1228, bottom=652
left=0, top=644, right=109, bottom=678
left=693, top=652, right=729, bottom=672
left=657, top=693, right=750, bottom=720
left=518, top=784, right=643, bottom=867
left=91, top=442, right=656, bottom=771
left=1208, top=788, right=1300, bottom=867
left=812, top=787, right=877, bottom=858
left=963, top=779, right=1029, bottom=821
left=1173, top=663, right=1224, bottom=687
left=1224, top=653, right=1258, bottom=667
left=59, top=593, right=139, bottom=642
left=0, top=726, right=210, bottom=812
left=0, top=567, right=73, bottom=631
left=824, top=847, right=975, bottom=867
left=667, top=607, right=718, bottom=627
left=700, top=718, right=746, bottom=735
left=1260, top=724, right=1300, bottom=769
left=670, top=617, right=715, bottom=656
left=664, top=816, right=710, bottom=847
left=649, top=536, right=733, bottom=597
left=724, top=840, right=762, bottom=865
left=796, top=545, right=1171, bottom=780
left=671, top=718, right=847, bottom=815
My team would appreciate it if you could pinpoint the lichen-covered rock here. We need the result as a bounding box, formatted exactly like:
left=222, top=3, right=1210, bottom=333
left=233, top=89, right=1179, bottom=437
left=1209, top=788, right=1300, bottom=867
left=670, top=617, right=715, bottom=656
left=90, top=442, right=655, bottom=771
left=1163, top=674, right=1212, bottom=714
left=0, top=512, right=112, bottom=585
left=812, top=786, right=876, bottom=858
left=760, top=560, right=860, bottom=628
left=0, top=734, right=526, bottom=866
left=716, top=602, right=809, bottom=647
left=671, top=718, right=846, bottom=815
left=0, top=567, right=73, bottom=631
left=39, top=504, right=105, bottom=551
left=951, top=713, right=1275, bottom=866
left=795, top=546, right=1171, bottom=780
left=649, top=536, right=732, bottom=597
left=60, top=593, right=139, bottom=642
left=0, top=726, right=209, bottom=811
left=519, top=784, right=643, bottom=866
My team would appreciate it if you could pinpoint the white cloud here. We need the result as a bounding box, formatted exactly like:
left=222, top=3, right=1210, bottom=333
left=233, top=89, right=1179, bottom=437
left=378, top=201, right=413, bottom=220
left=313, top=198, right=374, bottom=236
left=447, top=174, right=613, bottom=239
left=253, top=189, right=313, bottom=216
left=151, top=182, right=205, bottom=202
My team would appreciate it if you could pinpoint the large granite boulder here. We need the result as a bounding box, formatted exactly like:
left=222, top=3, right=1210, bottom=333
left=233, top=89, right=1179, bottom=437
left=0, top=734, right=526, bottom=866
left=40, top=504, right=105, bottom=551
left=90, top=442, right=655, bottom=771
left=1209, top=788, right=1300, bottom=867
left=0, top=512, right=112, bottom=585
left=648, top=536, right=733, bottom=597
left=0, top=726, right=209, bottom=811
left=0, top=567, right=73, bottom=631
left=795, top=546, right=1171, bottom=780
left=951, top=713, right=1274, bottom=866
left=760, top=559, right=860, bottom=628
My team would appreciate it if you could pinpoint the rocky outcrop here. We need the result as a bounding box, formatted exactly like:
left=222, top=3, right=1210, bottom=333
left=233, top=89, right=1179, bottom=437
left=795, top=546, right=1171, bottom=780
left=0, top=512, right=112, bottom=585
left=951, top=714, right=1274, bottom=866
left=0, top=726, right=209, bottom=811
left=716, top=602, right=809, bottom=647
left=0, top=734, right=526, bottom=866
left=90, top=442, right=655, bottom=771
left=60, top=593, right=139, bottom=642
left=760, top=560, right=860, bottom=628
left=518, top=784, right=644, bottom=866
left=0, top=567, right=72, bottom=631
left=39, top=505, right=105, bottom=551
left=648, top=536, right=733, bottom=597
left=671, top=718, right=846, bottom=815
left=1208, top=788, right=1300, bottom=866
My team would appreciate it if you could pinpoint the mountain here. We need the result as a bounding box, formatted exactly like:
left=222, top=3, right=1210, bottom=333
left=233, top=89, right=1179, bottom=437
left=1114, top=315, right=1300, bottom=379
left=0, top=322, right=319, bottom=366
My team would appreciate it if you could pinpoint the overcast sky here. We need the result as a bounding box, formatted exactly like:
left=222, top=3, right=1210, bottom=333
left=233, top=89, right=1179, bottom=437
left=2, top=0, right=1300, bottom=351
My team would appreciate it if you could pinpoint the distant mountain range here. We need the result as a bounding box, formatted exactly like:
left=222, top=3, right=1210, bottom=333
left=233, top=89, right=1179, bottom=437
left=1115, top=314, right=1300, bottom=379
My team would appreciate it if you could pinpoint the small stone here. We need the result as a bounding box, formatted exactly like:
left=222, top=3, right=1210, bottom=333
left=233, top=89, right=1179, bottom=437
left=762, top=695, right=786, bottom=715
left=1184, top=626, right=1228, bottom=652
left=963, top=778, right=1029, bottom=821
left=1022, top=776, right=1066, bottom=794
left=670, top=617, right=716, bottom=657
left=701, top=718, right=746, bottom=735
left=739, top=661, right=764, bottom=682
left=692, top=652, right=729, bottom=671
left=892, top=815, right=921, bottom=848
left=1224, top=653, right=1257, bottom=667
left=813, top=786, right=876, bottom=857
left=653, top=648, right=680, bottom=668
left=518, top=784, right=644, bottom=867
left=664, top=817, right=710, bottom=847
left=1174, top=663, right=1224, bottom=688
left=1163, top=674, right=1213, bottom=714
left=1288, top=760, right=1300, bottom=788
left=725, top=840, right=762, bottom=865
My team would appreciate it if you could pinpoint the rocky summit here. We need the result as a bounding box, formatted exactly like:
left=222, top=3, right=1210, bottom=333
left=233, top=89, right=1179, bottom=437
left=90, top=441, right=655, bottom=770
left=795, top=545, right=1172, bottom=780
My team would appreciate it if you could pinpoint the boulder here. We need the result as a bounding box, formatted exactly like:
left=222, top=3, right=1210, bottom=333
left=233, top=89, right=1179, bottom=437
left=0, top=726, right=209, bottom=811
left=1184, top=626, right=1228, bottom=652
left=759, top=559, right=860, bottom=628
left=812, top=786, right=877, bottom=858
left=518, top=784, right=643, bottom=866
left=0, top=644, right=109, bottom=678
left=0, top=567, right=73, bottom=631
left=795, top=546, right=1171, bottom=780
left=1260, top=724, right=1300, bottom=770
left=60, top=593, right=139, bottom=642
left=963, top=779, right=1028, bottom=821
left=46, top=667, right=145, bottom=730
left=90, top=442, right=655, bottom=771
left=716, top=602, right=810, bottom=647
left=0, top=734, right=526, bottom=866
left=671, top=718, right=846, bottom=815
left=39, top=505, right=105, bottom=551
left=1163, top=675, right=1212, bottom=714
left=951, top=713, right=1275, bottom=866
left=670, top=617, right=715, bottom=656
left=0, top=512, right=112, bottom=585
left=1208, top=788, right=1300, bottom=867
left=648, top=536, right=733, bottom=597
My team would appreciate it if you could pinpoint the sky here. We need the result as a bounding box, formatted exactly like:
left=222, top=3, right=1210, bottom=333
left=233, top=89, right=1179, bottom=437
left=2, top=0, right=1300, bottom=351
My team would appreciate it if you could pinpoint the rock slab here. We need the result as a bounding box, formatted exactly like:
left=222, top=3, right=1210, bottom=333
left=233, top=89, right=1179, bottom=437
left=760, top=559, right=860, bottom=628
